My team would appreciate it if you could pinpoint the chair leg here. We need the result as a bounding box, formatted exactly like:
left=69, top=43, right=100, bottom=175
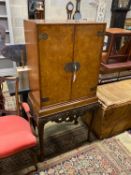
left=30, top=148, right=38, bottom=171
left=0, top=162, right=2, bottom=175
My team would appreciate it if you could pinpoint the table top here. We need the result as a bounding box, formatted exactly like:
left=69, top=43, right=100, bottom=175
left=106, top=28, right=131, bottom=35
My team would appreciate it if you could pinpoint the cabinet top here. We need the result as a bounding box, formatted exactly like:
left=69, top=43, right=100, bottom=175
left=24, top=19, right=106, bottom=25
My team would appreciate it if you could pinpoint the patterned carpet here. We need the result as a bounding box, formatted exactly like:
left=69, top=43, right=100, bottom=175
left=34, top=132, right=131, bottom=175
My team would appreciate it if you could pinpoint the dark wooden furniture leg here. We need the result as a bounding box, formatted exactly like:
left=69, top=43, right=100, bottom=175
left=36, top=102, right=100, bottom=161
left=38, top=119, right=45, bottom=161
left=0, top=77, right=5, bottom=115
left=88, top=109, right=96, bottom=142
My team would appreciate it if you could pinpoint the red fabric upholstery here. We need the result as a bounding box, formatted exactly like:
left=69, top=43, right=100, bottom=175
left=0, top=115, right=37, bottom=159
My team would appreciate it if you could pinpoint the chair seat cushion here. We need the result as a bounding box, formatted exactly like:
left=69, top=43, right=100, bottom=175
left=0, top=115, right=37, bottom=158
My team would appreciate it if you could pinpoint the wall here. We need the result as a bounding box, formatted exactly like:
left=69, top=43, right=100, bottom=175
left=45, top=0, right=97, bottom=21
left=9, top=0, right=130, bottom=43
left=9, top=0, right=111, bottom=43
left=103, top=0, right=112, bottom=27
left=127, top=11, right=131, bottom=18
left=45, top=0, right=112, bottom=26
left=9, top=0, right=28, bottom=43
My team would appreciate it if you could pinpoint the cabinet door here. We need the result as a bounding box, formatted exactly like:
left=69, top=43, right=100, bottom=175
left=38, top=24, right=74, bottom=106
left=71, top=24, right=105, bottom=99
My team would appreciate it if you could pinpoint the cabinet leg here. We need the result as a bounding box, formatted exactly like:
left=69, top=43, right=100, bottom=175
left=88, top=109, right=95, bottom=142
left=38, top=121, right=45, bottom=161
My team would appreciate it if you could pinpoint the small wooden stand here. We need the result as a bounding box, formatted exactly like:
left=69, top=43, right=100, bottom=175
left=101, top=28, right=131, bottom=73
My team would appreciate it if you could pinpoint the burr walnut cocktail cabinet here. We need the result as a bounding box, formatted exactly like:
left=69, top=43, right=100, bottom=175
left=24, top=20, right=106, bottom=159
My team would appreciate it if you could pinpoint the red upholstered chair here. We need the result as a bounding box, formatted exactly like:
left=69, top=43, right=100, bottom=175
left=0, top=76, right=38, bottom=173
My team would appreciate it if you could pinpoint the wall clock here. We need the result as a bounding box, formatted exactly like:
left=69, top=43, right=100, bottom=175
left=66, top=1, right=74, bottom=19
left=73, top=0, right=82, bottom=20
left=28, top=0, right=45, bottom=19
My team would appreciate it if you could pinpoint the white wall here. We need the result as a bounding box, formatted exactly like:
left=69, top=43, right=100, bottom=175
left=104, top=0, right=112, bottom=27
left=45, top=0, right=112, bottom=27
left=9, top=0, right=130, bottom=43
left=45, top=0, right=98, bottom=21
left=9, top=0, right=28, bottom=43
left=127, top=10, right=131, bottom=18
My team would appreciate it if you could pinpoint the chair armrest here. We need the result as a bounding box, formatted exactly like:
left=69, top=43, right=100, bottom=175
left=21, top=102, right=37, bottom=135
left=21, top=102, right=32, bottom=122
left=21, top=102, right=30, bottom=113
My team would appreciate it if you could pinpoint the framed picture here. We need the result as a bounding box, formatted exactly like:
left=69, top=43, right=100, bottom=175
left=28, top=0, right=36, bottom=19
left=28, top=0, right=45, bottom=19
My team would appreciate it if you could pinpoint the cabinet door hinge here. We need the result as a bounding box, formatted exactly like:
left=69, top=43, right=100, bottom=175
left=41, top=97, right=49, bottom=102
left=97, top=31, right=105, bottom=37
left=39, top=33, right=48, bottom=40
left=90, top=86, right=97, bottom=91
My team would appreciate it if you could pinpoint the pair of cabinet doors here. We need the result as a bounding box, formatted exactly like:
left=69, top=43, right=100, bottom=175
left=36, top=23, right=105, bottom=106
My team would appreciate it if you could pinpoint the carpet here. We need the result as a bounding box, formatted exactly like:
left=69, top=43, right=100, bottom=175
left=34, top=132, right=131, bottom=175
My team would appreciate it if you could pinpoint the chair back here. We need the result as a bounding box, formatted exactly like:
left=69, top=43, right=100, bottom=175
left=0, top=76, right=19, bottom=116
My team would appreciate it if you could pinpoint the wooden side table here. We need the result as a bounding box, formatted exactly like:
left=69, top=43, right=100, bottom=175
left=101, top=28, right=131, bottom=73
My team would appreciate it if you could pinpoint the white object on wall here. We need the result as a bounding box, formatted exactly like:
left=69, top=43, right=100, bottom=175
left=9, top=0, right=28, bottom=43
left=96, top=0, right=106, bottom=22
